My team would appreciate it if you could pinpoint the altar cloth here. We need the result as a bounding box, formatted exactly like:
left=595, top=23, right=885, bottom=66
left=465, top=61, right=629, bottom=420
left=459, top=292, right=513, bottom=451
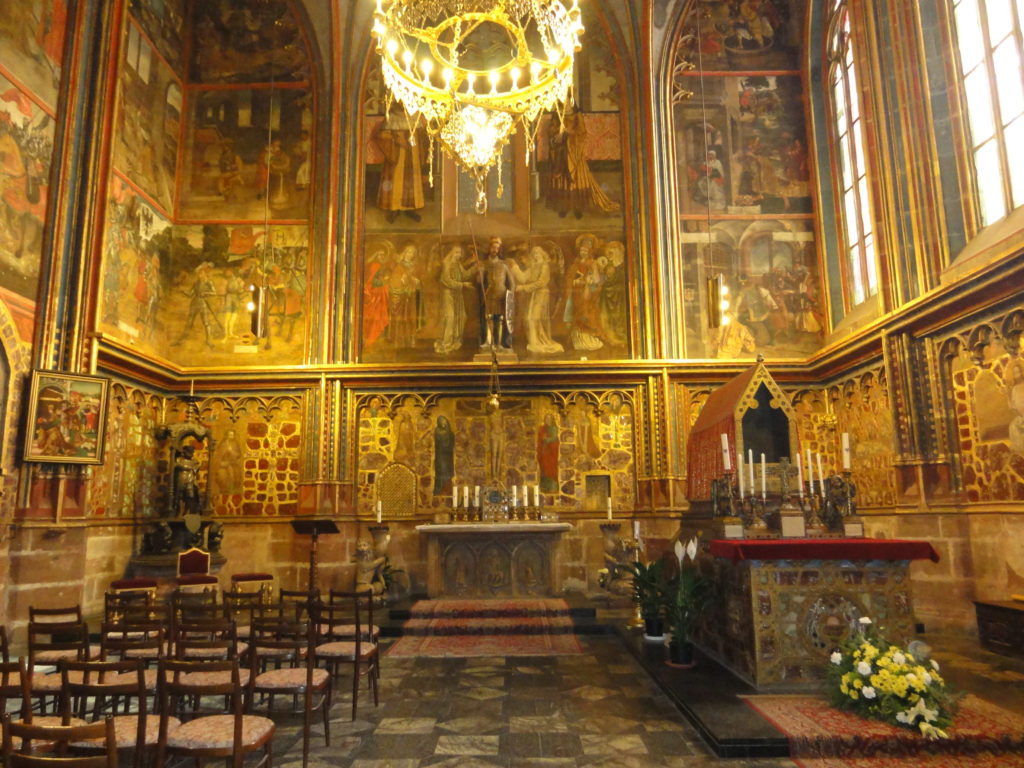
left=709, top=537, right=940, bottom=563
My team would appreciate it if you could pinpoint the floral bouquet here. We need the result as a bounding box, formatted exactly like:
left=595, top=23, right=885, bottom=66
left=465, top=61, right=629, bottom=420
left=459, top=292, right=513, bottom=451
left=825, top=617, right=962, bottom=740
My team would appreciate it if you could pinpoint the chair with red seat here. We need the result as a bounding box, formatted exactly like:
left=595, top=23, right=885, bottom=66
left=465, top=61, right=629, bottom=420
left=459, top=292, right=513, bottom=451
left=176, top=547, right=219, bottom=593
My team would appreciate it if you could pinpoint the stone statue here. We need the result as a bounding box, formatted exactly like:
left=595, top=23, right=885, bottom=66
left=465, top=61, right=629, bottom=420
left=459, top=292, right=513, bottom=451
left=142, top=520, right=174, bottom=555
left=206, top=520, right=224, bottom=552
left=354, top=538, right=387, bottom=596
left=173, top=444, right=202, bottom=518
left=823, top=473, right=856, bottom=531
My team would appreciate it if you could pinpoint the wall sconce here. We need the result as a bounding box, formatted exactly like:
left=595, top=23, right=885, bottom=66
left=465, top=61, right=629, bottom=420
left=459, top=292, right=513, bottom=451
left=707, top=274, right=729, bottom=328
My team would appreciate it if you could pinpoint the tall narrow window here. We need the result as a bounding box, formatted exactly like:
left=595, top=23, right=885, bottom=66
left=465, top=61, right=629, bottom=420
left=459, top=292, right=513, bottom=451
left=952, top=0, right=1024, bottom=227
left=826, top=0, right=876, bottom=308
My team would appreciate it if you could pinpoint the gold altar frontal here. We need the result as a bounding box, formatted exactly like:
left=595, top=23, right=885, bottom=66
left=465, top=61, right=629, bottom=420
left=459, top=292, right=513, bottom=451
left=700, top=538, right=939, bottom=690
left=416, top=523, right=572, bottom=599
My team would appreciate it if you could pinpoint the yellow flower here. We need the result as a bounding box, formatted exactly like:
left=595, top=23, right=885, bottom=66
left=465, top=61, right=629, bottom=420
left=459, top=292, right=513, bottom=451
left=853, top=679, right=863, bottom=690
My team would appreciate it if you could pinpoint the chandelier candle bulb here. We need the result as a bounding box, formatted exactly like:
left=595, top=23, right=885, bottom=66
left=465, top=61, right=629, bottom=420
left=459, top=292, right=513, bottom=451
left=720, top=433, right=731, bottom=471
left=842, top=432, right=851, bottom=470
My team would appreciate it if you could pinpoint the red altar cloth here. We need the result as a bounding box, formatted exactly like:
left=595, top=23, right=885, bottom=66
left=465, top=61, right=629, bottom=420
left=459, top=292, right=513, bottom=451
left=709, top=538, right=940, bottom=563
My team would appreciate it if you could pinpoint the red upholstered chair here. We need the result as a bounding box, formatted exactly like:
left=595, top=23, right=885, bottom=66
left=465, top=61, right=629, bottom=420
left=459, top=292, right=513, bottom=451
left=176, top=547, right=218, bottom=593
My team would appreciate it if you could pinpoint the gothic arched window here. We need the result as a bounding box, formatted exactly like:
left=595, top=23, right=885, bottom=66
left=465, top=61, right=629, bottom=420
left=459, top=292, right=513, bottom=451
left=950, top=0, right=1024, bottom=228
left=825, top=0, right=876, bottom=309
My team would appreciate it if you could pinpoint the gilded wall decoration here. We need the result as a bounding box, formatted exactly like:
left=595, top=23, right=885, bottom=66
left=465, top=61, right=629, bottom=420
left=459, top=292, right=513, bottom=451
left=360, top=233, right=628, bottom=363
left=87, top=385, right=161, bottom=518
left=0, top=72, right=55, bottom=299
left=672, top=0, right=823, bottom=362
left=98, top=186, right=308, bottom=366
left=355, top=392, right=636, bottom=514
left=0, top=0, right=67, bottom=109
left=180, top=87, right=312, bottom=221
left=189, top=0, right=309, bottom=84
left=113, top=20, right=181, bottom=213
left=834, top=370, right=898, bottom=507
left=128, top=0, right=186, bottom=76
left=358, top=3, right=630, bottom=363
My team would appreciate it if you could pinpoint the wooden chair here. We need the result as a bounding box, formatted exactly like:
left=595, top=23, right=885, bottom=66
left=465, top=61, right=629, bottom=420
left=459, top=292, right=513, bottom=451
left=155, top=659, right=274, bottom=768
left=59, top=658, right=176, bottom=768
left=318, top=587, right=381, bottom=646
left=0, top=658, right=29, bottom=724
left=2, top=714, right=116, bottom=768
left=175, top=547, right=219, bottom=593
left=222, top=590, right=263, bottom=640
left=172, top=617, right=245, bottom=664
left=276, top=589, right=318, bottom=622
left=313, top=589, right=379, bottom=720
left=99, top=620, right=165, bottom=691
left=250, top=616, right=330, bottom=768
left=28, top=620, right=92, bottom=714
left=229, top=574, right=274, bottom=606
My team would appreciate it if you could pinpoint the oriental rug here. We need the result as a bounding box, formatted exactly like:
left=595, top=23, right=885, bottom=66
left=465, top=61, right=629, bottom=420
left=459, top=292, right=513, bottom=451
left=744, top=694, right=1024, bottom=767
left=386, top=598, right=583, bottom=657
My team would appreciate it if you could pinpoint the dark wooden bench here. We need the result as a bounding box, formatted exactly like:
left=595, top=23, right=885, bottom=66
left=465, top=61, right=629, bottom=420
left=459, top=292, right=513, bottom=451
left=974, top=600, right=1024, bottom=658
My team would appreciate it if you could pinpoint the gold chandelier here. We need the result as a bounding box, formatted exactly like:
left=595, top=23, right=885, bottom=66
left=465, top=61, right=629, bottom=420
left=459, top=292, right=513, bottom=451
left=373, top=0, right=584, bottom=212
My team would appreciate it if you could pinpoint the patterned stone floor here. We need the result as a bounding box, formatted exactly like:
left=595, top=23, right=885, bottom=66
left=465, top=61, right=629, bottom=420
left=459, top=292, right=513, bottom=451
left=269, top=635, right=797, bottom=768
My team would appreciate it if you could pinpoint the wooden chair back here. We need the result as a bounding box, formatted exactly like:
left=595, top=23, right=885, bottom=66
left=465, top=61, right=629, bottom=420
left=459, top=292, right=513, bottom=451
left=2, top=713, right=116, bottom=768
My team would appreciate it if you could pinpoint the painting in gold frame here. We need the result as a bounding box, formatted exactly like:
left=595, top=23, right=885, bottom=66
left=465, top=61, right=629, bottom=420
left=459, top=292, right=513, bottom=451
left=23, top=370, right=109, bottom=464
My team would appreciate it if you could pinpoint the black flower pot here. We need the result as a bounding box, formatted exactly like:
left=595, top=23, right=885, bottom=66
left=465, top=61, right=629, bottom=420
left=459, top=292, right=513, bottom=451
left=668, top=640, right=694, bottom=666
left=643, top=617, right=665, bottom=638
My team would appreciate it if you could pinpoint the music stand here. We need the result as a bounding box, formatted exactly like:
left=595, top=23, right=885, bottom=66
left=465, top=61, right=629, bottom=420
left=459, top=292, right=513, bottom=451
left=290, top=518, right=340, bottom=596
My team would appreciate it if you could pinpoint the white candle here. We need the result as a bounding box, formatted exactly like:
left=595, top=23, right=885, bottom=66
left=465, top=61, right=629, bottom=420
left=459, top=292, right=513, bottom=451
left=512, top=485, right=518, bottom=507
left=607, top=497, right=613, bottom=520
left=842, top=433, right=851, bottom=470
left=748, top=449, right=754, bottom=490
left=761, top=453, right=766, bottom=497
left=452, top=489, right=458, bottom=509
left=720, top=433, right=731, bottom=471
left=522, top=485, right=528, bottom=508
left=376, top=500, right=382, bottom=524
left=463, top=485, right=469, bottom=508
left=535, top=485, right=540, bottom=506
left=816, top=453, right=824, bottom=490
left=474, top=485, right=480, bottom=506
left=796, top=453, right=804, bottom=497
left=189, top=379, right=194, bottom=398
left=806, top=448, right=814, bottom=494
left=738, top=451, right=745, bottom=498
left=633, top=520, right=640, bottom=540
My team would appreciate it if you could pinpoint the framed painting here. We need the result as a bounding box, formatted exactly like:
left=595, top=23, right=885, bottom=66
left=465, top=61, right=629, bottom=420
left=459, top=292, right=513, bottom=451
left=23, top=370, right=110, bottom=464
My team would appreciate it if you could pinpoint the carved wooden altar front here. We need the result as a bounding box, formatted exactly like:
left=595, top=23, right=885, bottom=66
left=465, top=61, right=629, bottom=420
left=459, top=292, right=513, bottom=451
left=416, top=523, right=572, bottom=598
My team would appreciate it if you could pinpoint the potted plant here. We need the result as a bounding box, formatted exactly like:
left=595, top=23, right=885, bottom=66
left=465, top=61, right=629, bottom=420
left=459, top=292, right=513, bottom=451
left=663, top=537, right=713, bottom=666
left=627, top=558, right=668, bottom=638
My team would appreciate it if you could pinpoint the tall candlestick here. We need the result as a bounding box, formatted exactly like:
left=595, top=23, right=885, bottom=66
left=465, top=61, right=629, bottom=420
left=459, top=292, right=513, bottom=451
left=738, top=451, right=745, bottom=498
left=806, top=448, right=814, bottom=494
left=376, top=500, right=382, bottom=524
left=607, top=497, right=613, bottom=520
left=841, top=432, right=851, bottom=470
left=761, top=453, right=766, bottom=497
left=748, top=449, right=754, bottom=490
left=720, top=433, right=731, bottom=471
left=796, top=452, right=804, bottom=497
left=816, top=453, right=824, bottom=490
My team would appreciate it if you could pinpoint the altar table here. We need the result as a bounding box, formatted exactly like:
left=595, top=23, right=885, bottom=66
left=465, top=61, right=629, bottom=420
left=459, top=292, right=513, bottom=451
left=702, top=537, right=939, bottom=690
left=416, top=523, right=572, bottom=599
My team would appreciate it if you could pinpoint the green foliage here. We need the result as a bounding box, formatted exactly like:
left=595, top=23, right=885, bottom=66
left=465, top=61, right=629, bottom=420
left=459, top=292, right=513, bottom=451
left=380, top=556, right=405, bottom=593
left=626, top=559, right=669, bottom=621
left=825, top=618, right=963, bottom=739
left=662, top=561, right=713, bottom=644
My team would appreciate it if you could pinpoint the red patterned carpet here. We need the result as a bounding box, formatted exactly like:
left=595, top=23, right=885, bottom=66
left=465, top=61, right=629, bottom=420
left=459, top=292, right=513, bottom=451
left=386, top=598, right=583, bottom=657
left=744, top=694, right=1024, bottom=767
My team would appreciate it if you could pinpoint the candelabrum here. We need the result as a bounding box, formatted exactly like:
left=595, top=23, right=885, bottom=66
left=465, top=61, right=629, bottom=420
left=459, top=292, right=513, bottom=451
left=800, top=483, right=827, bottom=531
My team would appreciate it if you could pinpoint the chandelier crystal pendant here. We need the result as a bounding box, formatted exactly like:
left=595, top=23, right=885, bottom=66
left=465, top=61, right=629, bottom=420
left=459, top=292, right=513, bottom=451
left=373, top=0, right=584, bottom=213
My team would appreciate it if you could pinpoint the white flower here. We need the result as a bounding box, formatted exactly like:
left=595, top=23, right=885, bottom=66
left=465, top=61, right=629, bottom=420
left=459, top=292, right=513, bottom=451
left=892, top=651, right=906, bottom=665
left=907, top=698, right=939, bottom=724
left=862, top=686, right=876, bottom=699
left=930, top=659, right=940, bottom=671
left=830, top=651, right=843, bottom=665
left=923, top=671, right=933, bottom=686
left=674, top=539, right=684, bottom=566
left=896, top=711, right=910, bottom=724
left=857, top=661, right=872, bottom=675
left=858, top=617, right=872, bottom=626
left=919, top=722, right=948, bottom=740
left=686, top=537, right=698, bottom=562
